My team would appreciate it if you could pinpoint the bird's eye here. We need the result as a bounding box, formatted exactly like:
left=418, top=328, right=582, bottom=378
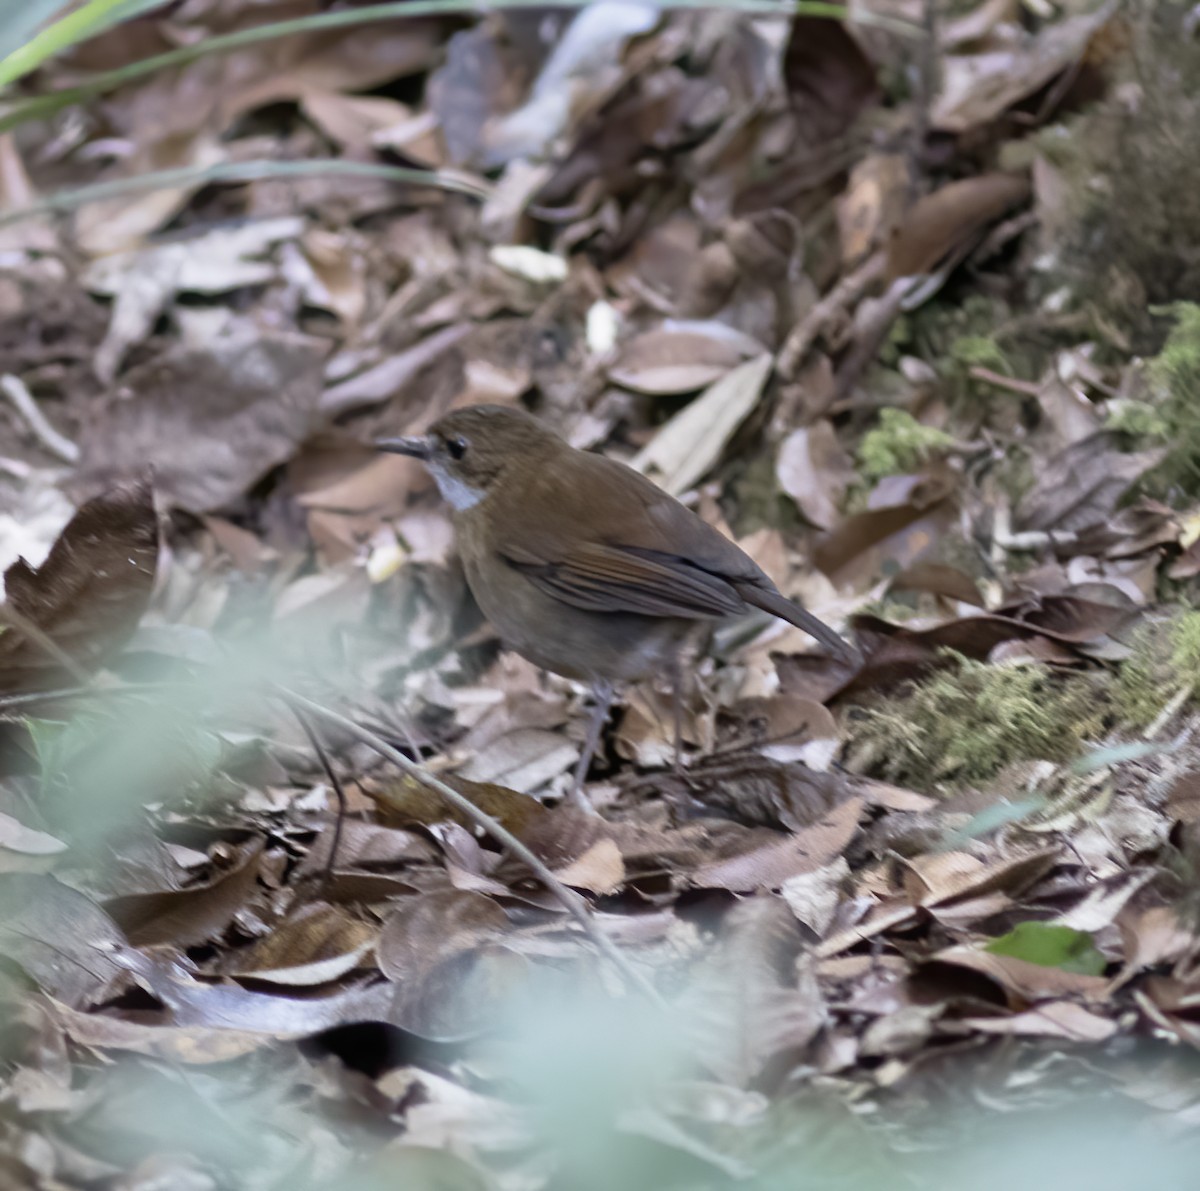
left=446, top=435, right=468, bottom=461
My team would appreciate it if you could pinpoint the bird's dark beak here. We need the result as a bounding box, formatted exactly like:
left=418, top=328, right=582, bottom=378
left=375, top=434, right=432, bottom=460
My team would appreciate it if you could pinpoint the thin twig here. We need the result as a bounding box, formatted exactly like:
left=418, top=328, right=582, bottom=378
left=0, top=606, right=93, bottom=687
left=275, top=685, right=667, bottom=1009
left=776, top=251, right=886, bottom=380
left=0, top=374, right=79, bottom=464
left=285, top=700, right=347, bottom=894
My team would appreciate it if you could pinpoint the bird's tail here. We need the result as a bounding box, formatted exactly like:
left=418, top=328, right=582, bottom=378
left=736, top=583, right=858, bottom=663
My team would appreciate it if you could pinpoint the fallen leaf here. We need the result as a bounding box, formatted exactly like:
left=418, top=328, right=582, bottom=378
left=609, top=321, right=764, bottom=395
left=377, top=890, right=527, bottom=1041
left=932, top=4, right=1118, bottom=133
left=103, top=842, right=263, bottom=948
left=959, top=1000, right=1117, bottom=1041
left=1016, top=433, right=1166, bottom=534
left=776, top=421, right=856, bottom=531
left=82, top=218, right=303, bottom=382
left=0, top=478, right=158, bottom=692
left=0, top=812, right=66, bottom=856
left=782, top=16, right=878, bottom=141
left=632, top=354, right=773, bottom=496
left=678, top=896, right=825, bottom=1086
left=692, top=797, right=862, bottom=891
left=77, top=326, right=326, bottom=513
left=0, top=875, right=128, bottom=1007
left=985, top=922, right=1106, bottom=975
left=887, top=173, right=1031, bottom=281
left=221, top=902, right=377, bottom=986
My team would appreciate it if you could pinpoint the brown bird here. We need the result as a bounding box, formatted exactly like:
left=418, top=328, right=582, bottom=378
left=377, top=404, right=851, bottom=805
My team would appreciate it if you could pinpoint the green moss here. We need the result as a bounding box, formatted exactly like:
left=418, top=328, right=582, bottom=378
left=1115, top=610, right=1200, bottom=728
left=1147, top=302, right=1200, bottom=495
left=949, top=334, right=1009, bottom=374
left=1104, top=398, right=1169, bottom=441
left=857, top=409, right=954, bottom=483
left=851, top=654, right=1107, bottom=792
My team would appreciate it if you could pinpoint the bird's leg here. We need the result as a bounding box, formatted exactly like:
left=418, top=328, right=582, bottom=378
left=569, top=680, right=616, bottom=811
left=668, top=654, right=685, bottom=776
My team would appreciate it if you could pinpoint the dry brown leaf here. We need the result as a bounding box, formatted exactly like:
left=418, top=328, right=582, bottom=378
left=0, top=133, right=56, bottom=254
left=377, top=890, right=526, bottom=1041
left=692, top=797, right=862, bottom=891
left=887, top=174, right=1031, bottom=281
left=0, top=813, right=66, bottom=856
left=1016, top=433, right=1167, bottom=535
left=77, top=327, right=326, bottom=513
left=776, top=421, right=856, bottom=532
left=677, top=896, right=825, bottom=1086
left=111, top=945, right=393, bottom=1036
left=73, top=133, right=225, bottom=256
left=812, top=469, right=958, bottom=585
left=82, top=218, right=302, bottom=382
left=901, top=848, right=1058, bottom=908
left=608, top=322, right=764, bottom=395
left=0, top=478, right=158, bottom=692
left=221, top=902, right=377, bottom=986
left=837, top=153, right=908, bottom=266
left=959, top=1001, right=1117, bottom=1041
left=782, top=16, right=878, bottom=142
left=927, top=944, right=1110, bottom=1004
left=0, top=876, right=128, bottom=1008
left=932, top=3, right=1117, bottom=133
left=632, top=354, right=773, bottom=496
left=104, top=842, right=263, bottom=948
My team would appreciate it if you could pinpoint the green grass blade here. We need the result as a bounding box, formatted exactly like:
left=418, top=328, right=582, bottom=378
left=0, top=0, right=170, bottom=89
left=0, top=0, right=74, bottom=63
left=0, top=157, right=490, bottom=229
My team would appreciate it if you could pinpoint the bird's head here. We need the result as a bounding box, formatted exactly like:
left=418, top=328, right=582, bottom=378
left=375, top=404, right=558, bottom=510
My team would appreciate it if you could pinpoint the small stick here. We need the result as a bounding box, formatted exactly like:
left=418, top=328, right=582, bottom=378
left=275, top=685, right=666, bottom=1010
left=285, top=700, right=347, bottom=894
left=0, top=374, right=79, bottom=464
left=0, top=605, right=93, bottom=687
left=777, top=252, right=885, bottom=380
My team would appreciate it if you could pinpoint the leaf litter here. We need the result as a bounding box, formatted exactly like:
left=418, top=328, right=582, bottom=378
left=7, top=0, right=1200, bottom=1185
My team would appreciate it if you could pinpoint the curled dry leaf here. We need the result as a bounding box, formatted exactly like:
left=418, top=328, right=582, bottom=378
left=782, top=17, right=878, bottom=142
left=1016, top=433, right=1167, bottom=535
left=0, top=813, right=67, bottom=856
left=103, top=841, right=263, bottom=948
left=370, top=774, right=623, bottom=893
left=377, top=890, right=527, bottom=1041
left=886, top=173, right=1031, bottom=282
left=932, top=2, right=1118, bottom=133
left=221, top=902, right=377, bottom=987
left=77, top=327, right=327, bottom=513
left=83, top=217, right=303, bottom=382
left=776, top=421, right=856, bottom=532
left=0, top=478, right=158, bottom=692
left=48, top=996, right=276, bottom=1064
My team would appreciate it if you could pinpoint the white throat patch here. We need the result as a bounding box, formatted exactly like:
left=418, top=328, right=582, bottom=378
left=429, top=462, right=486, bottom=510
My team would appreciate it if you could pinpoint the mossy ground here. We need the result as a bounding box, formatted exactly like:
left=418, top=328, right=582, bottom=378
left=1114, top=609, right=1200, bottom=728
left=848, top=653, right=1109, bottom=793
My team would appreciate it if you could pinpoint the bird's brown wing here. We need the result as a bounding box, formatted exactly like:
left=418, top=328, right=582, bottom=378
left=501, top=539, right=746, bottom=620
left=493, top=448, right=851, bottom=659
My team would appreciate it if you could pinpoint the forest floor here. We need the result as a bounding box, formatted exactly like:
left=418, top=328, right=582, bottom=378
left=5, top=1, right=1200, bottom=1188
